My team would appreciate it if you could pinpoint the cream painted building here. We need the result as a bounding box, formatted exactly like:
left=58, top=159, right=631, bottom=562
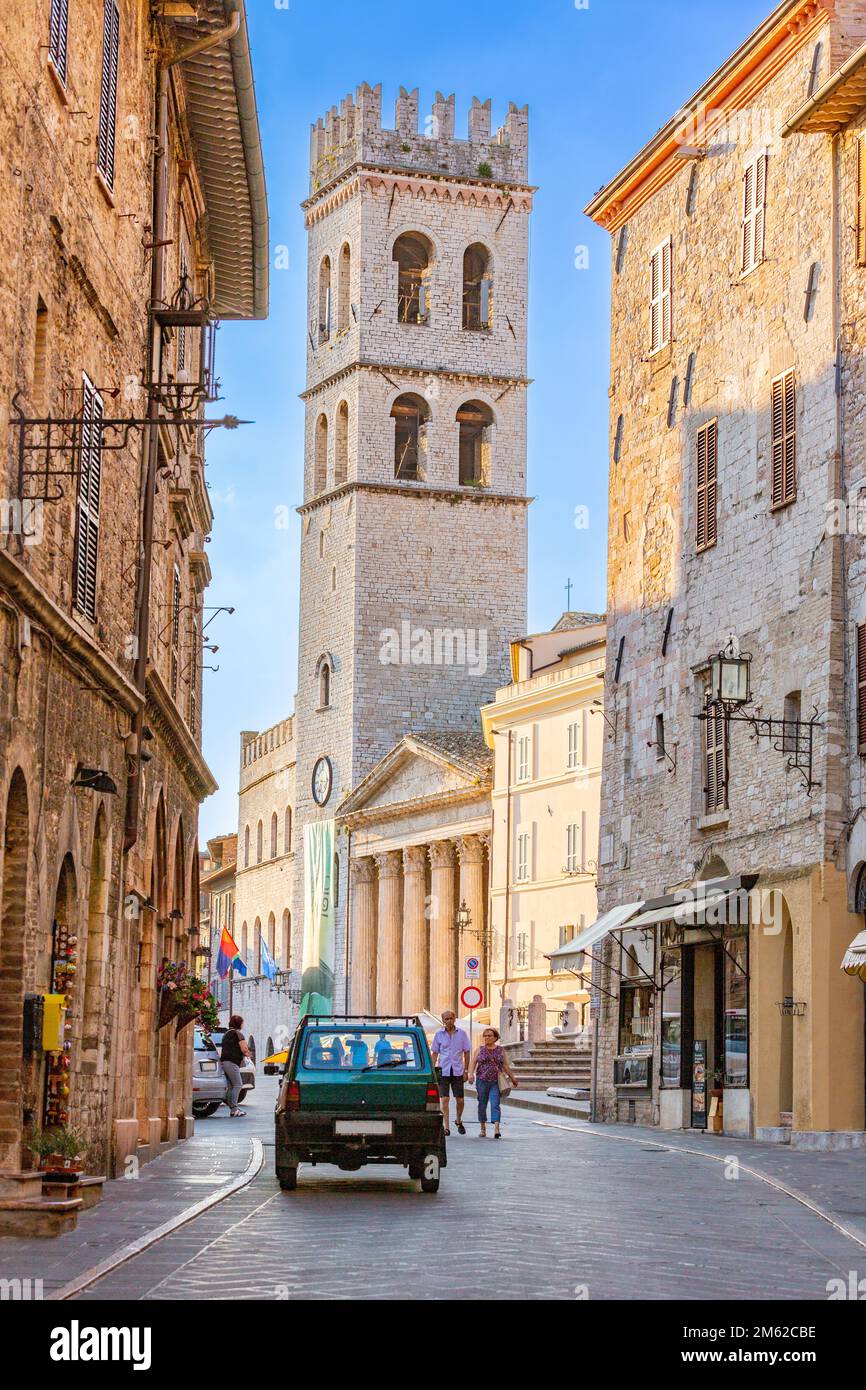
left=481, top=616, right=606, bottom=1021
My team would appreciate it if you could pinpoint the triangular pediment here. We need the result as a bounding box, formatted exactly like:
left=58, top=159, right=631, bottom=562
left=339, top=731, right=492, bottom=820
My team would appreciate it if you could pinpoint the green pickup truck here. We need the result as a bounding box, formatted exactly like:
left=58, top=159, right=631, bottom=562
left=273, top=1015, right=447, bottom=1193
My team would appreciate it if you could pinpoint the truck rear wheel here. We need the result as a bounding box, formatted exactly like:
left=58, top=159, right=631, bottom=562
left=278, top=1166, right=298, bottom=1191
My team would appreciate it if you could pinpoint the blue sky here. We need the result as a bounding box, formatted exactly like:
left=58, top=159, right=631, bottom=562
left=200, top=0, right=771, bottom=839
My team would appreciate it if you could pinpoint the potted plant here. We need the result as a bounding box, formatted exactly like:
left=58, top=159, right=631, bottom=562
left=28, top=1125, right=87, bottom=1173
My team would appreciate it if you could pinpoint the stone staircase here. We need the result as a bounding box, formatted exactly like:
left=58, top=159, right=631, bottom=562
left=507, top=1040, right=592, bottom=1095
left=0, top=1170, right=82, bottom=1237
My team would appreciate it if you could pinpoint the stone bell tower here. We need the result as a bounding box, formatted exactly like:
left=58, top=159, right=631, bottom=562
left=292, top=83, right=532, bottom=1009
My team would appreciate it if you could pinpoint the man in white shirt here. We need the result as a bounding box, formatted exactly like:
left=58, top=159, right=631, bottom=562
left=431, top=1010, right=471, bottom=1136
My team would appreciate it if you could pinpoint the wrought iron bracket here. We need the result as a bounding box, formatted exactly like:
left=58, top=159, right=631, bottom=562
left=695, top=700, right=822, bottom=794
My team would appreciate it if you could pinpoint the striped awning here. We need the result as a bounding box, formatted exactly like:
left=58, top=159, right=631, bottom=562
left=841, top=930, right=866, bottom=983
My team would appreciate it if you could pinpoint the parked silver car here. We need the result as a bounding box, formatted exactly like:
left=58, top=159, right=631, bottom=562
left=192, top=1027, right=255, bottom=1117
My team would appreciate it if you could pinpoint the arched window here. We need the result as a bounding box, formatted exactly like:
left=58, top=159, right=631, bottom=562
left=393, top=232, right=432, bottom=324
left=338, top=242, right=351, bottom=332
left=335, top=400, right=349, bottom=485
left=284, top=806, right=293, bottom=853
left=253, top=917, right=261, bottom=972
left=463, top=243, right=492, bottom=329
left=270, top=812, right=278, bottom=858
left=256, top=820, right=263, bottom=864
left=281, top=909, right=291, bottom=968
left=391, top=392, right=430, bottom=482
left=244, top=824, right=250, bottom=867
left=314, top=413, right=328, bottom=494
left=457, top=400, right=493, bottom=486
left=318, top=656, right=331, bottom=710
left=267, top=911, right=276, bottom=959
left=241, top=920, right=248, bottom=961
left=318, top=255, right=332, bottom=343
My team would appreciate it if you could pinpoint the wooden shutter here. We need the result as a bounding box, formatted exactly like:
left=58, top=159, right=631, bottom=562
left=858, top=137, right=866, bottom=266
left=73, top=377, right=103, bottom=621
left=696, top=419, right=718, bottom=551
left=97, top=1, right=120, bottom=189
left=705, top=696, right=728, bottom=813
left=650, top=242, right=671, bottom=353
left=858, top=624, right=866, bottom=753
left=49, top=0, right=69, bottom=86
left=771, top=370, right=796, bottom=508
left=742, top=155, right=767, bottom=274
left=170, top=566, right=181, bottom=698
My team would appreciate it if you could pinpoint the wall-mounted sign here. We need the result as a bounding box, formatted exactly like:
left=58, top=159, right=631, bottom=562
left=691, top=1039, right=708, bottom=1131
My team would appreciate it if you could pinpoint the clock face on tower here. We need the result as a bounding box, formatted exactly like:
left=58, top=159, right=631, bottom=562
left=312, top=756, right=333, bottom=807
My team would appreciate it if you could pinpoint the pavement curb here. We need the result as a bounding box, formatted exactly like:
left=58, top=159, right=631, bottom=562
left=49, top=1137, right=265, bottom=1301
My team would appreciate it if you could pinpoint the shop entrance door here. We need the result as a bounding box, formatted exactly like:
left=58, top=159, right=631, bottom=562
left=685, top=943, right=724, bottom=1130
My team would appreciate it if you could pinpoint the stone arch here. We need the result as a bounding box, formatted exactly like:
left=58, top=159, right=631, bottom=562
left=392, top=230, right=434, bottom=324
left=281, top=909, right=291, bottom=968
left=334, top=399, right=349, bottom=485
left=314, top=412, right=328, bottom=494
left=267, top=911, right=276, bottom=959
left=316, top=651, right=332, bottom=709
left=456, top=399, right=494, bottom=487
left=270, top=812, right=278, bottom=859
left=462, top=241, right=493, bottom=329
left=253, top=916, right=262, bottom=973
left=318, top=253, right=332, bottom=343
left=80, top=804, right=110, bottom=1071
left=391, top=391, right=430, bottom=482
left=337, top=241, right=351, bottom=332
left=284, top=806, right=293, bottom=854
left=0, top=769, right=30, bottom=1166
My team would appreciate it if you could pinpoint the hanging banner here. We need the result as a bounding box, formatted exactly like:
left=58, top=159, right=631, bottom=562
left=300, top=818, right=336, bottom=1016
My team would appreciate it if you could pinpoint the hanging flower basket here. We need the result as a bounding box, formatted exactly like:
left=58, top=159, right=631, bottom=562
left=157, top=960, right=218, bottom=1033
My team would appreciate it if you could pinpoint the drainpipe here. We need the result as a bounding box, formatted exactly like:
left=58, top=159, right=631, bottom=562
left=124, top=8, right=242, bottom=853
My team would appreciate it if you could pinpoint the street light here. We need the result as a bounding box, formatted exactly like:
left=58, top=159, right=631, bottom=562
left=456, top=901, right=471, bottom=933
left=710, top=636, right=751, bottom=708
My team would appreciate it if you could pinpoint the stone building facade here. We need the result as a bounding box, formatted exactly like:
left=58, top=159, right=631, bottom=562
left=0, top=1, right=266, bottom=1179
left=289, top=85, right=532, bottom=1016
left=585, top=0, right=866, bottom=1146
left=481, top=616, right=606, bottom=1021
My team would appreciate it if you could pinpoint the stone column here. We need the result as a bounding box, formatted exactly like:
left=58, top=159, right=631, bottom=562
left=457, top=834, right=488, bottom=996
left=350, top=857, right=377, bottom=1013
left=375, top=851, right=403, bottom=1014
left=401, top=845, right=428, bottom=1014
left=429, top=840, right=457, bottom=1017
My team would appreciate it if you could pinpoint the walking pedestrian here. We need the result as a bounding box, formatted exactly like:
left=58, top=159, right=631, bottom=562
left=468, top=1027, right=518, bottom=1139
left=431, top=1009, right=471, bottom=1136
left=220, top=1014, right=252, bottom=1117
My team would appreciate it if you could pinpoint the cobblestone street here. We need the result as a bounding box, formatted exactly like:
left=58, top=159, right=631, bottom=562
left=56, top=1087, right=866, bottom=1302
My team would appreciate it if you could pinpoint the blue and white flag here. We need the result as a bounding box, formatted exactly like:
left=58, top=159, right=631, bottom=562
left=233, top=955, right=248, bottom=979
left=260, top=934, right=278, bottom=982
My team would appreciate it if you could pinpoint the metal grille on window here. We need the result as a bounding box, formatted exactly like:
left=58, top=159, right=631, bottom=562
left=771, top=369, right=796, bottom=507
left=696, top=419, right=717, bottom=551
left=97, top=1, right=120, bottom=190
left=49, top=0, right=69, bottom=86
left=73, top=377, right=103, bottom=621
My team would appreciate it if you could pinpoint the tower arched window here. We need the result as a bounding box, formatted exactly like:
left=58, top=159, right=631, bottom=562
left=338, top=242, right=351, bottom=332
left=457, top=400, right=493, bottom=487
left=281, top=909, right=291, bottom=968
left=256, top=820, right=263, bottom=864
left=335, top=400, right=349, bottom=485
left=317, top=656, right=332, bottom=710
left=270, top=812, right=278, bottom=858
left=244, top=824, right=250, bottom=867
left=314, top=412, right=328, bottom=494
left=463, top=243, right=493, bottom=330
left=393, top=232, right=432, bottom=324
left=284, top=806, right=293, bottom=853
left=318, top=255, right=332, bottom=343
left=391, top=393, right=429, bottom=482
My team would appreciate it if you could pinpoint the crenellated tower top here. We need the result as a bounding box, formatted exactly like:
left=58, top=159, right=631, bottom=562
left=309, top=83, right=529, bottom=193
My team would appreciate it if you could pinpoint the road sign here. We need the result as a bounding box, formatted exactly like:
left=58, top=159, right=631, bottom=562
left=461, top=985, right=483, bottom=1010
left=464, top=955, right=480, bottom=979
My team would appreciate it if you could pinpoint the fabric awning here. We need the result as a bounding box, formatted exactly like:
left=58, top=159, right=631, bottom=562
left=625, top=876, right=756, bottom=932
left=842, top=930, right=866, bottom=983
left=545, top=901, right=644, bottom=974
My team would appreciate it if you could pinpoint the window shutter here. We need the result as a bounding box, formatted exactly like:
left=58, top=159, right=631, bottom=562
left=754, top=154, right=767, bottom=265
left=661, top=238, right=672, bottom=345
left=49, top=0, right=69, bottom=86
left=696, top=419, right=717, bottom=551
left=480, top=278, right=491, bottom=327
left=97, top=2, right=120, bottom=189
left=73, top=377, right=103, bottom=621
left=858, top=138, right=866, bottom=267
left=858, top=624, right=866, bottom=753
left=650, top=248, right=661, bottom=353
left=742, top=156, right=767, bottom=274
left=650, top=239, right=672, bottom=353
left=705, top=697, right=728, bottom=813
left=771, top=370, right=796, bottom=507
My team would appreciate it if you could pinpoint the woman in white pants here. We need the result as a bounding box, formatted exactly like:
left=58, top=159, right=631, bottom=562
left=220, top=1014, right=252, bottom=1117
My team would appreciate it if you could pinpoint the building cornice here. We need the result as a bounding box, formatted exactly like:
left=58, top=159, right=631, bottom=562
left=301, top=358, right=531, bottom=403
left=146, top=667, right=217, bottom=800
left=480, top=659, right=606, bottom=746
left=302, top=161, right=536, bottom=223
left=338, top=782, right=491, bottom=832
left=585, top=0, right=827, bottom=232
left=297, top=477, right=532, bottom=517
left=0, top=548, right=141, bottom=715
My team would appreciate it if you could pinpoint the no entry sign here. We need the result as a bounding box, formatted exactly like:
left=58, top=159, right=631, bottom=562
left=461, top=984, right=484, bottom=1010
